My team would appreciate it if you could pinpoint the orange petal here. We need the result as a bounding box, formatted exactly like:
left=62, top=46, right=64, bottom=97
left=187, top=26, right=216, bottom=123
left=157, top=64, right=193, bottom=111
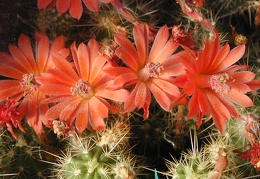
left=114, top=72, right=138, bottom=89
left=187, top=91, right=200, bottom=119
left=52, top=53, right=79, bottom=81
left=207, top=90, right=230, bottom=119
left=17, top=96, right=29, bottom=122
left=90, top=71, right=108, bottom=88
left=179, top=51, right=197, bottom=71
left=36, top=72, right=62, bottom=85
left=114, top=34, right=139, bottom=70
left=41, top=96, right=72, bottom=104
left=96, top=89, right=129, bottom=102
left=97, top=97, right=121, bottom=114
left=215, top=92, right=239, bottom=118
left=9, top=45, right=34, bottom=72
left=0, top=51, right=28, bottom=73
left=90, top=97, right=108, bottom=118
left=49, top=69, right=77, bottom=86
left=82, top=0, right=100, bottom=12
left=115, top=47, right=140, bottom=71
left=89, top=56, right=107, bottom=84
left=183, top=81, right=195, bottom=96
left=89, top=97, right=107, bottom=131
left=104, top=66, right=134, bottom=78
left=150, top=78, right=180, bottom=97
left=197, top=31, right=220, bottom=72
left=0, top=86, right=23, bottom=101
left=208, top=44, right=230, bottom=73
left=134, top=82, right=148, bottom=109
left=143, top=91, right=151, bottom=119
left=0, top=80, right=20, bottom=89
left=206, top=91, right=230, bottom=133
left=246, top=80, right=260, bottom=91
left=124, top=86, right=138, bottom=113
left=51, top=35, right=69, bottom=58
left=37, top=0, right=53, bottom=9
left=149, top=25, right=169, bottom=60
left=100, top=0, right=113, bottom=2
left=133, top=24, right=149, bottom=67
left=26, top=93, right=44, bottom=134
left=39, top=83, right=71, bottom=96
left=60, top=98, right=82, bottom=121
left=148, top=82, right=171, bottom=111
left=0, top=63, right=24, bottom=79
left=69, top=0, right=83, bottom=20
left=151, top=40, right=179, bottom=64
left=230, top=71, right=255, bottom=83
left=230, top=83, right=251, bottom=93
left=197, top=89, right=209, bottom=114
left=162, top=63, right=186, bottom=77
left=38, top=102, right=50, bottom=127
left=214, top=44, right=245, bottom=72
left=75, top=100, right=89, bottom=133
left=6, top=123, right=18, bottom=140
left=76, top=43, right=90, bottom=81
left=18, top=34, right=37, bottom=71
left=36, top=35, right=50, bottom=72
left=51, top=35, right=66, bottom=51
left=88, top=39, right=100, bottom=62
left=225, top=90, right=254, bottom=107
left=56, top=0, right=70, bottom=14
left=45, top=96, right=77, bottom=120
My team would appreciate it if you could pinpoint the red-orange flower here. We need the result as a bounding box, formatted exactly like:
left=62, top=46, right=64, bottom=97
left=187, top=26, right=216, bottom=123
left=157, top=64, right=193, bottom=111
left=175, top=30, right=259, bottom=133
left=105, top=24, right=186, bottom=119
left=36, top=39, right=129, bottom=133
left=37, top=0, right=114, bottom=19
left=241, top=142, right=260, bottom=170
left=0, top=99, right=23, bottom=139
left=0, top=33, right=69, bottom=135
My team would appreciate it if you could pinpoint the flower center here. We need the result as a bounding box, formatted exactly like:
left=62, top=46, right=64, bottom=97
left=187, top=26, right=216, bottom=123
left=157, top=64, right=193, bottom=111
left=20, top=73, right=39, bottom=92
left=71, top=79, right=93, bottom=99
left=138, top=62, right=164, bottom=82
left=209, top=73, right=231, bottom=94
left=144, top=62, right=163, bottom=78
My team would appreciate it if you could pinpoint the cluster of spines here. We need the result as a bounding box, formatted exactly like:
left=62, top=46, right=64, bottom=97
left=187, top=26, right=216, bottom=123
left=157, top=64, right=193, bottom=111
left=49, top=119, right=137, bottom=179
left=0, top=133, right=51, bottom=179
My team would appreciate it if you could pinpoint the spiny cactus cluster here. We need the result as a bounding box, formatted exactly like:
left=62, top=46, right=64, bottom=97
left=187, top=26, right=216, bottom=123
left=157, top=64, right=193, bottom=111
left=166, top=109, right=260, bottom=179
left=0, top=133, right=51, bottom=179
left=48, top=119, right=137, bottom=179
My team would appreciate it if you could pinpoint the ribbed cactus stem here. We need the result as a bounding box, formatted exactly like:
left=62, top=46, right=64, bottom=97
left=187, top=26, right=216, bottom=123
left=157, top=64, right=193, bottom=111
left=99, top=153, right=114, bottom=163
left=81, top=151, right=93, bottom=161
left=87, top=158, right=99, bottom=173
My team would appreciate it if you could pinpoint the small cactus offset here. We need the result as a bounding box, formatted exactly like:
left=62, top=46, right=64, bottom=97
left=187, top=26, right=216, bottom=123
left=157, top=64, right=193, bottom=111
left=166, top=129, right=243, bottom=179
left=51, top=119, right=138, bottom=179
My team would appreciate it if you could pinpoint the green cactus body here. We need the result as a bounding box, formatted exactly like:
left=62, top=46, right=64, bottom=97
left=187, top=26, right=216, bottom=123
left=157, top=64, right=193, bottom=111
left=56, top=121, right=137, bottom=179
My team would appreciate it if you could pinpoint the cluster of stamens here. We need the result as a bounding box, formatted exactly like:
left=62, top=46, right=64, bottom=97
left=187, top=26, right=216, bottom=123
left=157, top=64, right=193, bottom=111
left=144, top=62, right=164, bottom=78
left=209, top=73, right=231, bottom=94
left=20, top=73, right=39, bottom=92
left=71, top=79, right=92, bottom=98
